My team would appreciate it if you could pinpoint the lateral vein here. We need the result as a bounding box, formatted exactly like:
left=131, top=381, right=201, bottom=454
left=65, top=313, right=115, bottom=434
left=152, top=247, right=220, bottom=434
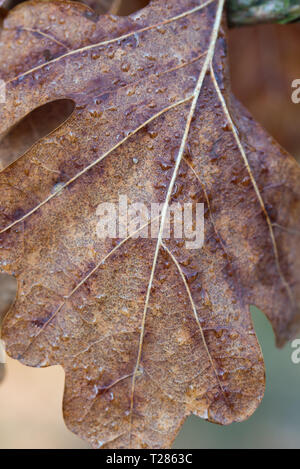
left=210, top=62, right=295, bottom=306
left=4, top=0, right=216, bottom=86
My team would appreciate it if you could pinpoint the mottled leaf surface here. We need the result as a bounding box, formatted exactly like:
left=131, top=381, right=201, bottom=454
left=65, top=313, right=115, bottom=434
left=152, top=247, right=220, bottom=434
left=0, top=0, right=300, bottom=449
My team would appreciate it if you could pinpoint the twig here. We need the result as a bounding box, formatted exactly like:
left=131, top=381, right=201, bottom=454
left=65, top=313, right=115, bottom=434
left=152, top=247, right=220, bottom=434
left=227, top=0, right=300, bottom=26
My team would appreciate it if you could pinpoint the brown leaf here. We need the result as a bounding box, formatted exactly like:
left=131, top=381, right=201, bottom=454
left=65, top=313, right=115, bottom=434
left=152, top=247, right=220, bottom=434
left=0, top=0, right=300, bottom=449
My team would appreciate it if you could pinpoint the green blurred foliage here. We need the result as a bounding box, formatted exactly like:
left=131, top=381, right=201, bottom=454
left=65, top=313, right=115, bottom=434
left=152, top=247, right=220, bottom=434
left=174, top=307, right=300, bottom=449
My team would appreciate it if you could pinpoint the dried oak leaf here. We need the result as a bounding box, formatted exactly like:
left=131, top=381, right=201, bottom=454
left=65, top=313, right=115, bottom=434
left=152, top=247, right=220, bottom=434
left=0, top=0, right=300, bottom=449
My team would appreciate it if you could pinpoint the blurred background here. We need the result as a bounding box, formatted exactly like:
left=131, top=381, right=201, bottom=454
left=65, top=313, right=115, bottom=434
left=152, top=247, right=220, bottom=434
left=0, top=0, right=299, bottom=449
